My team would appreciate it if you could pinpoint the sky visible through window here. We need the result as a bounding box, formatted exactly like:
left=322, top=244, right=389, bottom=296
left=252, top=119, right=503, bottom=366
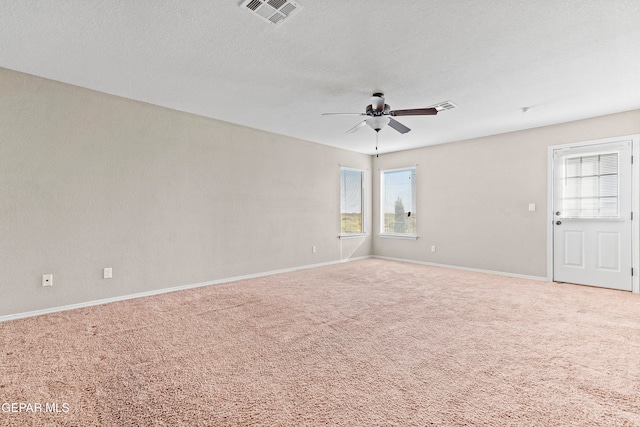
left=382, top=168, right=416, bottom=235
left=383, top=169, right=414, bottom=213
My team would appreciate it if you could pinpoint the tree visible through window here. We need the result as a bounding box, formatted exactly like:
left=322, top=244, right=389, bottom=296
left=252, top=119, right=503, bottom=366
left=340, top=168, right=364, bottom=234
left=381, top=167, right=416, bottom=235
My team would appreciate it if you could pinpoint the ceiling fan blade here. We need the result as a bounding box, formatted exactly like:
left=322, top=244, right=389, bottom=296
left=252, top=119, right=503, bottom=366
left=346, top=120, right=368, bottom=134
left=389, top=107, right=438, bottom=116
left=322, top=112, right=366, bottom=116
left=387, top=118, right=411, bottom=134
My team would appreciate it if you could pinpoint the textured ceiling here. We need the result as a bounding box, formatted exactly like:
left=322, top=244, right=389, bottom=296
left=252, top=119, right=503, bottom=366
left=1, top=1, right=639, bottom=155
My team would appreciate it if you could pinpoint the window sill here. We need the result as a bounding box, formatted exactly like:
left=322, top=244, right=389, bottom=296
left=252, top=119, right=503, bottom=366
left=339, top=233, right=368, bottom=239
left=378, top=234, right=418, bottom=240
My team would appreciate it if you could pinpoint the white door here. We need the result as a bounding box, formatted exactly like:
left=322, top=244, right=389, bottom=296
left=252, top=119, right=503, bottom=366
left=552, top=139, right=633, bottom=291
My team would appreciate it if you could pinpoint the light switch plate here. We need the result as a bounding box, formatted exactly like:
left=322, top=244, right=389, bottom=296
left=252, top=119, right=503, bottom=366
left=103, top=268, right=112, bottom=279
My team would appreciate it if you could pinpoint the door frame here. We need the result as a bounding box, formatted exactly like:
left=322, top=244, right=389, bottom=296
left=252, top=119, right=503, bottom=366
left=547, top=134, right=640, bottom=293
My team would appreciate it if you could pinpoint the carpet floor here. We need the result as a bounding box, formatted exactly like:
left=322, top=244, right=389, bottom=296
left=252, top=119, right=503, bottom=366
left=2, top=258, right=640, bottom=426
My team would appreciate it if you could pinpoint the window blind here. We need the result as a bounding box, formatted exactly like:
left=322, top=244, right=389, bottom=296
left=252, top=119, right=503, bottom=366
left=563, top=153, right=619, bottom=218
left=340, top=168, right=364, bottom=234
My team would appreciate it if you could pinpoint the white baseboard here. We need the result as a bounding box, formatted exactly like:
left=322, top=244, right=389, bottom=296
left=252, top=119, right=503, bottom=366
left=0, top=255, right=546, bottom=323
left=0, top=256, right=371, bottom=323
left=373, top=256, right=549, bottom=282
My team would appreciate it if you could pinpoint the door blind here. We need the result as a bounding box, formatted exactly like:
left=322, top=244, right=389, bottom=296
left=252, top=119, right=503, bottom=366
left=562, top=152, right=619, bottom=218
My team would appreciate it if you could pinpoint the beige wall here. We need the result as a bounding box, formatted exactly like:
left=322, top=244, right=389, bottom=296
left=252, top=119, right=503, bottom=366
left=3, top=65, right=639, bottom=318
left=0, top=68, right=372, bottom=316
left=373, top=109, right=640, bottom=278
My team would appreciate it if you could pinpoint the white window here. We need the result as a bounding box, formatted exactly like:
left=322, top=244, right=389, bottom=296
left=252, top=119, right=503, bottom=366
left=340, top=167, right=365, bottom=235
left=562, top=152, right=619, bottom=218
left=380, top=167, right=416, bottom=236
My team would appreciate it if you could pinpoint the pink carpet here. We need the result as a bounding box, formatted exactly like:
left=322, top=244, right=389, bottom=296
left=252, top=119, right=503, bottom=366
left=2, top=258, right=640, bottom=426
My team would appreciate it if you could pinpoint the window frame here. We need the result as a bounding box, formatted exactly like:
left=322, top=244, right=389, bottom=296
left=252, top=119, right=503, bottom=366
left=339, top=167, right=366, bottom=238
left=379, top=166, right=418, bottom=239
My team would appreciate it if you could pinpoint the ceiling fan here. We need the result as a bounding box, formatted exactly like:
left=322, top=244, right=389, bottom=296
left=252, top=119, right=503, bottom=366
left=322, top=92, right=438, bottom=135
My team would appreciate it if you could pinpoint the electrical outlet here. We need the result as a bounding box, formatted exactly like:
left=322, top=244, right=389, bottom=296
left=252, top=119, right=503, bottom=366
left=312, top=246, right=317, bottom=253
left=528, top=203, right=536, bottom=212
left=103, top=268, right=112, bottom=279
left=431, top=245, right=436, bottom=253
left=42, top=274, right=53, bottom=287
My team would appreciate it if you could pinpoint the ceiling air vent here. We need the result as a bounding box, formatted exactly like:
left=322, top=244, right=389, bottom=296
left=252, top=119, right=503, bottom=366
left=241, top=0, right=302, bottom=26
left=431, top=101, right=457, bottom=112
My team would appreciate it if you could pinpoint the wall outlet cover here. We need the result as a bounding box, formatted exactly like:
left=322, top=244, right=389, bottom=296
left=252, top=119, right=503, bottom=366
left=42, top=274, right=53, bottom=287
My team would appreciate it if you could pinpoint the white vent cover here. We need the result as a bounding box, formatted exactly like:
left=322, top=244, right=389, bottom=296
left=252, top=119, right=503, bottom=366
left=241, top=0, right=302, bottom=25
left=431, top=101, right=457, bottom=112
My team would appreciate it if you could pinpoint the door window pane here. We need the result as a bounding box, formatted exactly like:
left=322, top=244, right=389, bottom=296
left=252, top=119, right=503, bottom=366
left=562, top=153, right=619, bottom=218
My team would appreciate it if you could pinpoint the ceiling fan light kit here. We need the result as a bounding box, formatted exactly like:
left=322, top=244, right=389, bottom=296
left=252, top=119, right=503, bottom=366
left=366, top=116, right=390, bottom=132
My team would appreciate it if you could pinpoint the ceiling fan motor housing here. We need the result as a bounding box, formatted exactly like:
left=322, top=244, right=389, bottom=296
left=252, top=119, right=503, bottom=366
left=366, top=103, right=391, bottom=116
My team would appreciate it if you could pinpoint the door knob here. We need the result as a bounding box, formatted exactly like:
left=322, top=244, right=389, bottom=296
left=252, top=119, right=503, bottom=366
left=555, top=211, right=561, bottom=216
left=555, top=220, right=562, bottom=225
